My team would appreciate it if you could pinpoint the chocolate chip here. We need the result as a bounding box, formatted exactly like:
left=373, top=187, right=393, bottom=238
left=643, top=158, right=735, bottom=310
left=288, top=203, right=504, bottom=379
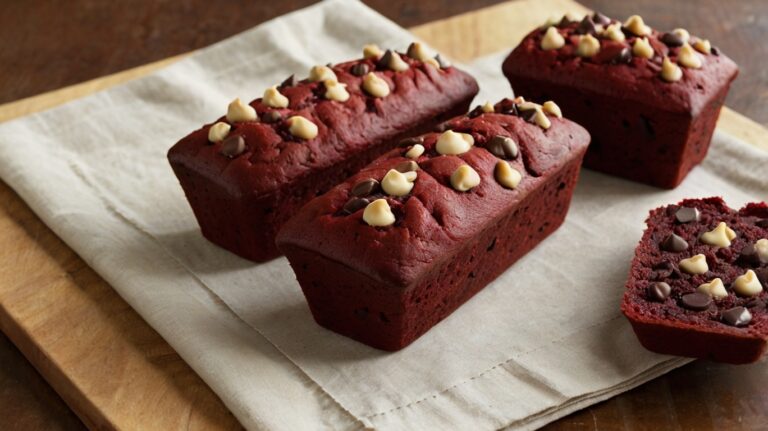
left=559, top=15, right=577, bottom=27
left=648, top=282, right=672, bottom=301
left=468, top=106, right=485, bottom=118
left=756, top=218, right=768, bottom=228
left=576, top=16, right=597, bottom=35
left=612, top=47, right=632, bottom=64
left=376, top=50, right=393, bottom=69
left=738, top=243, right=768, bottom=265
left=675, top=207, right=701, bottom=223
left=652, top=261, right=676, bottom=280
left=487, top=135, right=519, bottom=159
left=326, top=62, right=334, bottom=68
left=399, top=136, right=424, bottom=147
left=351, top=63, right=369, bottom=77
left=434, top=54, right=450, bottom=68
left=661, top=233, right=689, bottom=252
left=280, top=74, right=298, bottom=88
left=351, top=178, right=380, bottom=197
left=746, top=298, right=765, bottom=309
left=498, top=99, right=518, bottom=116
left=681, top=292, right=712, bottom=311
left=261, top=111, right=282, bottom=123
left=660, top=32, right=685, bottom=48
left=592, top=12, right=611, bottom=26
left=711, top=46, right=720, bottom=56
left=395, top=160, right=419, bottom=173
left=722, top=306, right=752, bottom=327
left=343, top=197, right=369, bottom=214
left=220, top=135, right=245, bottom=158
left=519, top=109, right=538, bottom=123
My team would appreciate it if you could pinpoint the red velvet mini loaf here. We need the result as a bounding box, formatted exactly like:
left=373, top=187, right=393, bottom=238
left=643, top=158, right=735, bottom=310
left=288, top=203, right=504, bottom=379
left=168, top=43, right=478, bottom=262
left=622, top=198, right=768, bottom=364
left=502, top=12, right=738, bottom=189
left=276, top=98, right=590, bottom=350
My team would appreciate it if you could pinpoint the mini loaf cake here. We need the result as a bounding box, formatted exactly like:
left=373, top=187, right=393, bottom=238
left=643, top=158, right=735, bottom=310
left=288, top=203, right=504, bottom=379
left=168, top=43, right=478, bottom=261
left=276, top=98, right=590, bottom=350
left=502, top=12, right=738, bottom=189
left=622, top=197, right=768, bottom=364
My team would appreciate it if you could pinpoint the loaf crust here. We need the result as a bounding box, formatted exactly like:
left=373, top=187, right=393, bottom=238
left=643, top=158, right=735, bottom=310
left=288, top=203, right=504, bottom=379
left=502, top=13, right=738, bottom=189
left=168, top=52, right=478, bottom=261
left=277, top=98, right=590, bottom=350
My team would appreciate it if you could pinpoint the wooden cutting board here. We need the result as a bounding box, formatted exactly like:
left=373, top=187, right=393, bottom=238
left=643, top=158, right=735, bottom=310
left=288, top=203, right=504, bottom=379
left=1, top=0, right=766, bottom=429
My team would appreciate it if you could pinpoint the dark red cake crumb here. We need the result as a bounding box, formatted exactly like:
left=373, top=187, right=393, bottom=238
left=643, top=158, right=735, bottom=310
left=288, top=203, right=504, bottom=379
left=622, top=197, right=768, bottom=364
left=502, top=12, right=738, bottom=189
left=277, top=98, right=590, bottom=350
left=168, top=47, right=478, bottom=262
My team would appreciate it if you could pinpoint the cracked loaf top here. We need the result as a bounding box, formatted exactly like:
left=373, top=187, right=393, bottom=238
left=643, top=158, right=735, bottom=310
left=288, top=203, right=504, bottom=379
left=276, top=98, right=590, bottom=287
left=167, top=43, right=478, bottom=196
left=502, top=12, right=738, bottom=115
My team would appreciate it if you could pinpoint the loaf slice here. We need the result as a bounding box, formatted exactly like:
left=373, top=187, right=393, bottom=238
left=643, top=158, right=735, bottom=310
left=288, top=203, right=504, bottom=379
left=168, top=44, right=478, bottom=261
left=276, top=97, right=590, bottom=350
left=502, top=12, right=738, bottom=188
left=622, top=197, right=768, bottom=364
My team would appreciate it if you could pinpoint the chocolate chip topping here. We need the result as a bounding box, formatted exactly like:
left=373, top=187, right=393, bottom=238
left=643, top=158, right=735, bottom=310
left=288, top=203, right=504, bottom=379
left=660, top=32, right=685, bottom=48
left=343, top=197, right=370, bottom=214
left=648, top=282, right=672, bottom=301
left=434, top=54, right=450, bottom=68
left=351, top=178, right=380, bottom=197
left=487, top=135, right=519, bottom=160
left=722, top=306, right=752, bottom=327
left=612, top=47, right=632, bottom=64
left=559, top=15, right=577, bottom=27
left=497, top=99, right=518, bottom=116
left=394, top=160, right=419, bottom=173
left=592, top=11, right=611, bottom=26
left=675, top=207, right=701, bottom=223
left=351, top=63, right=369, bottom=77
left=280, top=74, right=298, bottom=88
left=756, top=218, right=768, bottom=228
left=576, top=16, right=597, bottom=35
left=468, top=106, right=485, bottom=118
left=711, top=46, right=721, bottom=56
left=220, top=135, right=245, bottom=158
left=261, top=110, right=282, bottom=123
left=399, top=136, right=424, bottom=147
left=376, top=50, right=394, bottom=70
left=738, top=243, right=768, bottom=266
left=519, top=108, right=538, bottom=123
left=681, top=292, right=713, bottom=311
left=746, top=298, right=765, bottom=309
left=661, top=233, right=689, bottom=252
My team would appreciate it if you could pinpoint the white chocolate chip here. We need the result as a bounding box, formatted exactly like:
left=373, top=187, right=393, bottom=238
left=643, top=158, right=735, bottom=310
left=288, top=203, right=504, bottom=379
left=406, top=42, right=432, bottom=61
left=576, top=34, right=601, bottom=57
left=423, top=57, right=441, bottom=69
left=632, top=37, right=654, bottom=59
left=385, top=51, right=410, bottom=72
left=362, top=72, right=390, bottom=98
left=541, top=26, right=565, bottom=50
left=733, top=270, right=764, bottom=297
left=363, top=44, right=383, bottom=59
left=517, top=101, right=541, bottom=111
left=308, top=65, right=337, bottom=82
left=756, top=239, right=768, bottom=262
left=601, top=23, right=625, bottom=42
left=495, top=161, right=522, bottom=190
left=262, top=85, right=289, bottom=108
left=381, top=169, right=415, bottom=196
left=405, top=144, right=425, bottom=159
left=513, top=96, right=526, bottom=104
left=287, top=116, right=318, bottom=140
left=481, top=102, right=495, bottom=113
left=693, top=39, right=712, bottom=54
left=624, top=15, right=650, bottom=37
left=698, top=278, right=728, bottom=299
left=679, top=254, right=708, bottom=274
left=226, top=98, right=258, bottom=122
left=450, top=164, right=481, bottom=192
left=363, top=198, right=395, bottom=227
left=533, top=109, right=552, bottom=129
left=436, top=130, right=474, bottom=155
left=672, top=28, right=690, bottom=44
left=678, top=43, right=703, bottom=69
left=661, top=57, right=682, bottom=82
left=207, top=122, right=231, bottom=143
left=323, top=79, right=350, bottom=102
left=542, top=101, right=562, bottom=118
left=402, top=170, right=417, bottom=182
left=700, top=222, right=736, bottom=247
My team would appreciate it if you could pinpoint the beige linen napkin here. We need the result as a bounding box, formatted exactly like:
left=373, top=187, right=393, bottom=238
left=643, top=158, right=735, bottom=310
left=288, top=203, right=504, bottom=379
left=0, top=1, right=765, bottom=429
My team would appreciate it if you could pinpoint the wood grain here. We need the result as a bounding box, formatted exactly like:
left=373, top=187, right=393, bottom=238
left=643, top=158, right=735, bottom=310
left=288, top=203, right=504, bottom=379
left=1, top=1, right=767, bottom=430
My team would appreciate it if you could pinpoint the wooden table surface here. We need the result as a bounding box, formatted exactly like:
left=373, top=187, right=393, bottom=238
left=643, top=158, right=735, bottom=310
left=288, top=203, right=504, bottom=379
left=1, top=1, right=766, bottom=430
